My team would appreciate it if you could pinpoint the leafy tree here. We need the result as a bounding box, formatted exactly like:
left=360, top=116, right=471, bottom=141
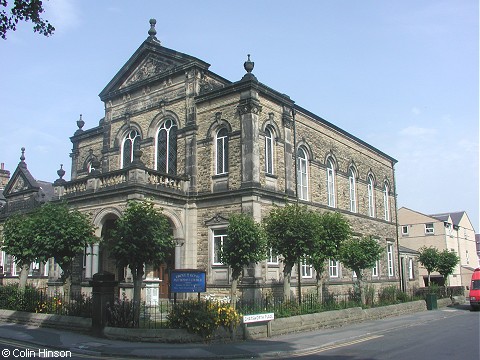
left=1, top=0, right=55, bottom=39
left=105, top=200, right=174, bottom=326
left=437, top=249, right=459, bottom=286
left=1, top=212, right=38, bottom=290
left=418, top=246, right=440, bottom=287
left=310, top=212, right=351, bottom=302
left=32, top=202, right=97, bottom=297
left=263, top=203, right=321, bottom=300
left=220, top=213, right=267, bottom=308
left=339, top=236, right=383, bottom=305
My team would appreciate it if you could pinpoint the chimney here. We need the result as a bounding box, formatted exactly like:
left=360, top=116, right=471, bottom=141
left=0, top=163, right=11, bottom=189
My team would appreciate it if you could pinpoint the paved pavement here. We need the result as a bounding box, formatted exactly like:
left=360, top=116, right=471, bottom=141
left=0, top=304, right=474, bottom=359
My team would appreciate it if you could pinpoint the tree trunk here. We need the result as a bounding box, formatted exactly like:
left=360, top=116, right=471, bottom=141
left=230, top=278, right=238, bottom=310
left=315, top=273, right=323, bottom=304
left=64, top=275, right=72, bottom=304
left=283, top=263, right=293, bottom=301
left=427, top=272, right=431, bottom=287
left=18, top=264, right=30, bottom=290
left=357, top=272, right=365, bottom=306
left=132, top=267, right=144, bottom=327
left=297, top=261, right=302, bottom=304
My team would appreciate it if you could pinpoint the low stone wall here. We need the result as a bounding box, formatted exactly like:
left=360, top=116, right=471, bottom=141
left=0, top=298, right=459, bottom=343
left=0, top=309, right=91, bottom=333
left=243, top=300, right=428, bottom=339
left=103, top=327, right=202, bottom=343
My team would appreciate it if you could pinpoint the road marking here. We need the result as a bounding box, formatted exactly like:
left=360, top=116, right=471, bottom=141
left=288, top=334, right=384, bottom=357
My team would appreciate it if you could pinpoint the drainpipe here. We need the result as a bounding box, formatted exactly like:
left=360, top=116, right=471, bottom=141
left=392, top=161, right=403, bottom=292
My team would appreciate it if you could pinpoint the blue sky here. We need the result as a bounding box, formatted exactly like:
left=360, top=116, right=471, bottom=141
left=1, top=0, right=478, bottom=231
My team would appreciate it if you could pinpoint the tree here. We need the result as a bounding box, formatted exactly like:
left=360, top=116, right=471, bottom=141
left=310, top=212, right=351, bottom=302
left=437, top=249, right=459, bottom=286
left=32, top=202, right=97, bottom=297
left=220, top=213, right=267, bottom=308
left=1, top=0, right=55, bottom=39
left=1, top=212, right=38, bottom=290
left=418, top=246, right=440, bottom=287
left=105, top=200, right=174, bottom=326
left=338, top=236, right=383, bottom=305
left=263, top=203, right=321, bottom=300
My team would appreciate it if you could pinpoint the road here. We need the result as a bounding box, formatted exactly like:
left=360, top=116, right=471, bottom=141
left=278, top=306, right=479, bottom=360
left=0, top=305, right=477, bottom=359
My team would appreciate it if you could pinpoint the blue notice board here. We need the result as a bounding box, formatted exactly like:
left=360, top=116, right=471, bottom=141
left=170, top=270, right=206, bottom=293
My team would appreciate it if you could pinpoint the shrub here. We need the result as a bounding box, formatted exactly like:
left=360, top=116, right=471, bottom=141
left=167, top=300, right=240, bottom=340
left=106, top=295, right=135, bottom=328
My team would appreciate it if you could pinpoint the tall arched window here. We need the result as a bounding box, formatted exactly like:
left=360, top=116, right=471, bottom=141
left=157, top=119, right=177, bottom=174
left=326, top=159, right=336, bottom=207
left=216, top=128, right=229, bottom=175
left=367, top=175, right=375, bottom=217
left=348, top=167, right=357, bottom=213
left=384, top=182, right=390, bottom=221
left=265, top=126, right=274, bottom=175
left=122, top=129, right=141, bottom=168
left=297, top=147, right=308, bottom=200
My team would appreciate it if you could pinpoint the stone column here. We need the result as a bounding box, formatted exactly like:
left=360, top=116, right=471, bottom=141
left=282, top=108, right=296, bottom=196
left=238, top=91, right=262, bottom=189
left=85, top=245, right=93, bottom=279
left=174, top=238, right=184, bottom=269
left=92, top=243, right=100, bottom=276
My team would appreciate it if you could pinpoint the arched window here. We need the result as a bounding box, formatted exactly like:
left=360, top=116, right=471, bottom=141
left=348, top=167, right=357, bottom=213
left=367, top=175, right=375, bottom=217
left=265, top=126, right=274, bottom=175
left=122, top=129, right=141, bottom=168
left=297, top=147, right=308, bottom=200
left=216, top=128, right=229, bottom=175
left=156, top=119, right=177, bottom=174
left=326, top=159, right=336, bottom=207
left=384, top=182, right=390, bottom=221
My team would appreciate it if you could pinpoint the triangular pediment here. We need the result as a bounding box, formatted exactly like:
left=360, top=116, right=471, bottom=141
left=119, top=53, right=182, bottom=89
left=99, top=38, right=211, bottom=101
left=3, top=164, right=40, bottom=198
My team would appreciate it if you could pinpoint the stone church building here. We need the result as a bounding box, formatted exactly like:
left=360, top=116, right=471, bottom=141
left=0, top=20, right=399, bottom=302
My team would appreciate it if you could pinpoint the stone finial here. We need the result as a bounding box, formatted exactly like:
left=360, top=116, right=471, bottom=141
left=244, top=54, right=254, bottom=73
left=148, top=19, right=160, bottom=44
left=242, top=54, right=257, bottom=81
left=19, top=147, right=27, bottom=168
left=57, top=164, right=65, bottom=180
left=54, top=164, right=67, bottom=186
left=75, top=114, right=85, bottom=135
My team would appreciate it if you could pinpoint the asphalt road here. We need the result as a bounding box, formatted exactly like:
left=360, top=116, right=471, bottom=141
left=0, top=305, right=477, bottom=359
left=276, top=306, right=479, bottom=360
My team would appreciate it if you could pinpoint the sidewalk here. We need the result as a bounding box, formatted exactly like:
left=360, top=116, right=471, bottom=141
left=0, top=305, right=470, bottom=359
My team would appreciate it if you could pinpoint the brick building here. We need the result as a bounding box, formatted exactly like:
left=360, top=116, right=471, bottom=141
left=1, top=20, right=399, bottom=301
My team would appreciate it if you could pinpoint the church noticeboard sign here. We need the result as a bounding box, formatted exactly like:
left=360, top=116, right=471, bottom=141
left=170, top=269, right=206, bottom=293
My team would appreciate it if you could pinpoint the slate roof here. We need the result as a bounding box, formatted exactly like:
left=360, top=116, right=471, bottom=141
left=430, top=211, right=466, bottom=227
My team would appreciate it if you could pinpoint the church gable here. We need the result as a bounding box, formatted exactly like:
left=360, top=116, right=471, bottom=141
left=119, top=53, right=185, bottom=90
left=3, top=167, right=40, bottom=198
left=99, top=36, right=211, bottom=101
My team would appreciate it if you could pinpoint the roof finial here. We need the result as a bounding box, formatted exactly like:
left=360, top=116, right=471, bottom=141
left=242, top=54, right=257, bottom=81
left=19, top=147, right=27, bottom=168
left=148, top=18, right=157, bottom=38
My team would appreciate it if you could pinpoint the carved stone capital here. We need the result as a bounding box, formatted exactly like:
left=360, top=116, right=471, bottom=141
left=237, top=98, right=262, bottom=116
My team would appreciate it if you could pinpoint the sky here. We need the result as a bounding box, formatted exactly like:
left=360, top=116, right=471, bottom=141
left=0, top=0, right=478, bottom=231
